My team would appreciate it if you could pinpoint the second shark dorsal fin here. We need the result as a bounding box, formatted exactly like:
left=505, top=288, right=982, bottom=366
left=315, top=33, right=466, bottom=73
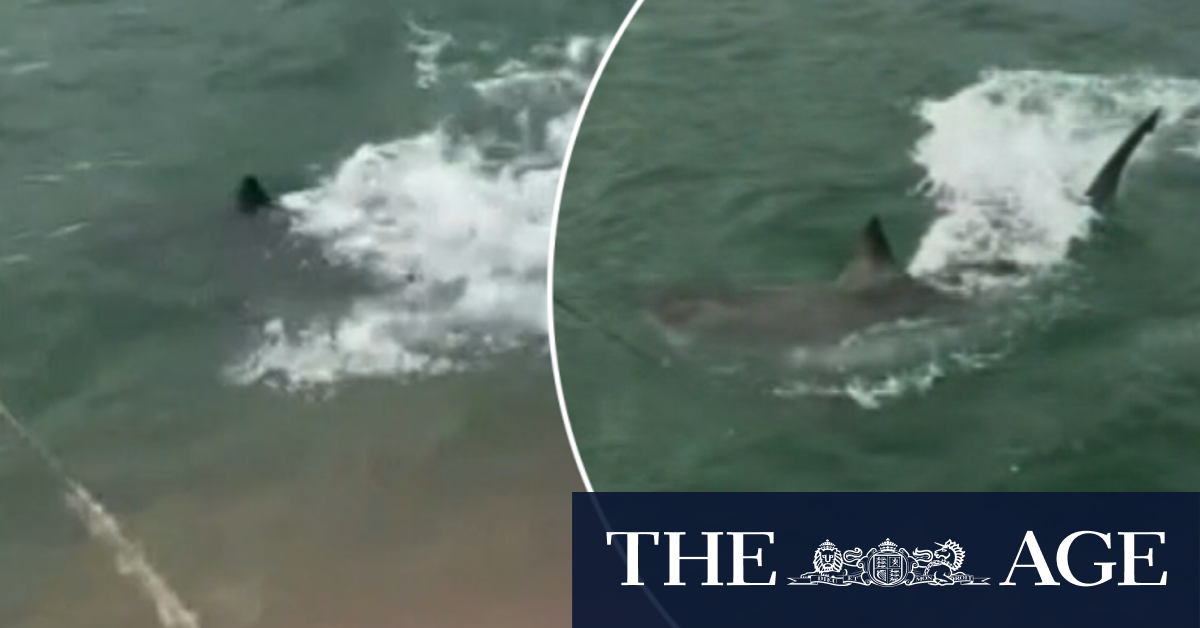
left=837, top=216, right=901, bottom=289
left=1084, top=108, right=1162, bottom=210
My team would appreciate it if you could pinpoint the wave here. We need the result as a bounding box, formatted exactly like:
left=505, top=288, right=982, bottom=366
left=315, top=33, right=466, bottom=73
left=227, top=24, right=612, bottom=391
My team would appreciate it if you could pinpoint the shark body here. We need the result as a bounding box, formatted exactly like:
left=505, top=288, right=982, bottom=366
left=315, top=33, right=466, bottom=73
left=643, top=109, right=1163, bottom=353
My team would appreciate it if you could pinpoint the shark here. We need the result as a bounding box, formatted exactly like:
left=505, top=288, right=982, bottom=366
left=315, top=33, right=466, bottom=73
left=640, top=108, right=1163, bottom=356
left=235, top=174, right=428, bottom=285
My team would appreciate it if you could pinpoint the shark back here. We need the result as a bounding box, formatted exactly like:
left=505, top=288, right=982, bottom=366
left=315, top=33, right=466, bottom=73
left=645, top=217, right=962, bottom=349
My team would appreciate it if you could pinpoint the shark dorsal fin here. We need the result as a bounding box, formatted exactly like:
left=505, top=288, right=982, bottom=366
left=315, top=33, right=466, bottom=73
left=236, top=175, right=273, bottom=215
left=1084, top=108, right=1162, bottom=210
left=837, top=216, right=901, bottom=289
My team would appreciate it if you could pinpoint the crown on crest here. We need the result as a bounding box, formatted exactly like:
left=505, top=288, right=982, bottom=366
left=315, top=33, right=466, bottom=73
left=878, top=538, right=898, bottom=552
left=818, top=540, right=838, bottom=551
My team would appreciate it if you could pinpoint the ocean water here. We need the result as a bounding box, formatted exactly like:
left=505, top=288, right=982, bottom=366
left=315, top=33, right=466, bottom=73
left=553, top=0, right=1200, bottom=491
left=0, top=1, right=633, bottom=626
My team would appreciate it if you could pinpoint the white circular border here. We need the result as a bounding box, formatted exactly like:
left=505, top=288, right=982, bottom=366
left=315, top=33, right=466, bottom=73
left=547, top=0, right=645, bottom=494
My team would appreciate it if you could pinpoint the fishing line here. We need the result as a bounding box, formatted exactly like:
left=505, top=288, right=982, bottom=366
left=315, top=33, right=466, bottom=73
left=552, top=294, right=666, bottom=365
left=0, top=392, right=202, bottom=628
left=552, top=295, right=758, bottom=392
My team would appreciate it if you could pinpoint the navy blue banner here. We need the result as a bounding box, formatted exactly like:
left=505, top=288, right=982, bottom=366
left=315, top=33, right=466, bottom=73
left=574, top=493, right=1199, bottom=627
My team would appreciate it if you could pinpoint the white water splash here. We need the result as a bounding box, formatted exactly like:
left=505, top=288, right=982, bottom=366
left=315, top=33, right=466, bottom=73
left=228, top=27, right=611, bottom=390
left=781, top=69, right=1200, bottom=409
left=775, top=362, right=945, bottom=410
left=407, top=20, right=455, bottom=89
left=910, top=70, right=1200, bottom=290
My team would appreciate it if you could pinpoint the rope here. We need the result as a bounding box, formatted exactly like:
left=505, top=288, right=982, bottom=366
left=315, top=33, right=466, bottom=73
left=0, top=393, right=202, bottom=628
left=552, top=294, right=666, bottom=366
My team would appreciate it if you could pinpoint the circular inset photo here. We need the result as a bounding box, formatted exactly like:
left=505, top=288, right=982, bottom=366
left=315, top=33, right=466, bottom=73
left=551, top=0, right=1200, bottom=492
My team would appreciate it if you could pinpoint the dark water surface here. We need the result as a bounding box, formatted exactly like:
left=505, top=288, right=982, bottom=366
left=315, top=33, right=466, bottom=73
left=553, top=0, right=1200, bottom=491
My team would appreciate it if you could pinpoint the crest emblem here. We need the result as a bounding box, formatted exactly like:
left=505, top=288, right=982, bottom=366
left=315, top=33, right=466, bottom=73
left=790, top=538, right=989, bottom=587
left=867, top=539, right=908, bottom=586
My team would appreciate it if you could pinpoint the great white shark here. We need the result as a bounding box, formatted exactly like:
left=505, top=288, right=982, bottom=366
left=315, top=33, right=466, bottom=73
left=638, top=108, right=1163, bottom=356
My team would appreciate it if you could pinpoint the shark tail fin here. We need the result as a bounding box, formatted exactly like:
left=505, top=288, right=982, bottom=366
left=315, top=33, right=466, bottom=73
left=1084, top=108, right=1162, bottom=210
left=236, top=175, right=273, bottom=215
left=837, top=216, right=901, bottom=288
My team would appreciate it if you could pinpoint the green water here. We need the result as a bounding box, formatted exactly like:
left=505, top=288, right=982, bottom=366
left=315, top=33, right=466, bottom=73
left=0, top=1, right=632, bottom=626
left=554, top=0, right=1200, bottom=492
